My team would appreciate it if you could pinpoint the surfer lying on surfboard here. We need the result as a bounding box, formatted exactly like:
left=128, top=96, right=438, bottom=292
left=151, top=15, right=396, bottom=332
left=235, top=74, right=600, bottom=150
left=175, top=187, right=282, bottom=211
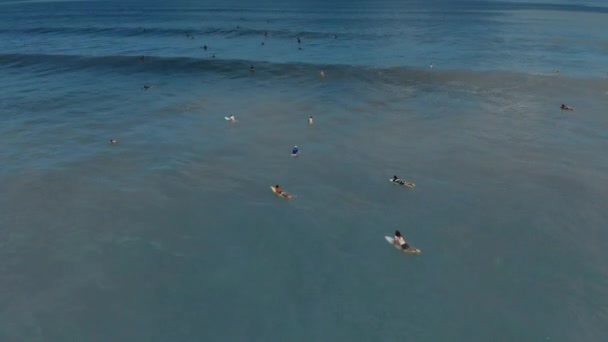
left=394, top=230, right=410, bottom=250
left=271, top=185, right=292, bottom=199
left=560, top=104, right=574, bottom=111
left=391, top=175, right=414, bottom=187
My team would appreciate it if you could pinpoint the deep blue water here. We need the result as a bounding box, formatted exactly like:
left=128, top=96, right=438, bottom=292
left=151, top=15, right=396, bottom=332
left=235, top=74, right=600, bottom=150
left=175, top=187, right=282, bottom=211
left=1, top=0, right=608, bottom=341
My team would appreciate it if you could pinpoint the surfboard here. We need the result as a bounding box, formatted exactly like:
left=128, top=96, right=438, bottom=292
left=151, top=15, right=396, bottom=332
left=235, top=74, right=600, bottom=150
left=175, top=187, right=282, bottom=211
left=389, top=179, right=415, bottom=188
left=270, top=186, right=292, bottom=199
left=291, top=153, right=299, bottom=157
left=385, top=236, right=421, bottom=254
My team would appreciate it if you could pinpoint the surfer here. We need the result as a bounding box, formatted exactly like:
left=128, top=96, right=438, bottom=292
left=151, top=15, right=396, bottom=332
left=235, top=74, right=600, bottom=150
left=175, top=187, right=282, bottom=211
left=203, top=45, right=207, bottom=51
left=274, top=185, right=283, bottom=194
left=228, top=115, right=235, bottom=122
left=250, top=65, right=255, bottom=72
left=392, top=175, right=415, bottom=187
left=320, top=70, right=325, bottom=77
left=392, top=175, right=404, bottom=185
left=560, top=104, right=573, bottom=110
left=308, top=116, right=314, bottom=125
left=143, top=85, right=151, bottom=90
left=109, top=139, right=117, bottom=144
left=394, top=230, right=410, bottom=250
left=292, top=146, right=299, bottom=156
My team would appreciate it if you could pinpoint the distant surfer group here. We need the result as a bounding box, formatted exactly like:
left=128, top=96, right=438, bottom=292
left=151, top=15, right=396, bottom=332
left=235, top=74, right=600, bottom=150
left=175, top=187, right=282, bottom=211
left=108, top=106, right=420, bottom=254
left=259, top=115, right=418, bottom=253
left=109, top=30, right=579, bottom=257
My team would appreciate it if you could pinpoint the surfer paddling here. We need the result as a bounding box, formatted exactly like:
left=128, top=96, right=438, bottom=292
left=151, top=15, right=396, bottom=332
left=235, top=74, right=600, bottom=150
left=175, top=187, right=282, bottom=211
left=391, top=175, right=414, bottom=187
left=271, top=185, right=292, bottom=199
left=560, top=104, right=574, bottom=111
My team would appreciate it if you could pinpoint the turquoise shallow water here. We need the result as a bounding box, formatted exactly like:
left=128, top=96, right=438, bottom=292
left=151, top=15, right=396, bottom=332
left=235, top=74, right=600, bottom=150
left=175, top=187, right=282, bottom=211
left=1, top=0, right=608, bottom=341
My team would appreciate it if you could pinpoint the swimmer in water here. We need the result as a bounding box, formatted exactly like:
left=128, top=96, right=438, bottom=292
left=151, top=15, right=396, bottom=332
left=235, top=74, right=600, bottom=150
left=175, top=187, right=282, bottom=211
left=143, top=85, right=151, bottom=90
left=320, top=70, right=325, bottom=77
left=203, top=45, right=207, bottom=51
left=250, top=65, right=255, bottom=72
left=308, top=116, right=314, bottom=125
left=109, top=139, right=117, bottom=144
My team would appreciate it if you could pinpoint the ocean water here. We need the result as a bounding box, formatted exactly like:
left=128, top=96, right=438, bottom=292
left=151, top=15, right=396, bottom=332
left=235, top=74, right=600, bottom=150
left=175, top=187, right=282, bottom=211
left=1, top=0, right=608, bottom=341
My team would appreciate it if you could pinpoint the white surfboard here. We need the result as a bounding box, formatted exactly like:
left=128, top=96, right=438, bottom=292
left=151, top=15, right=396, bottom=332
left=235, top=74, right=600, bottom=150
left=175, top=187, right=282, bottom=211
left=385, top=236, right=421, bottom=254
